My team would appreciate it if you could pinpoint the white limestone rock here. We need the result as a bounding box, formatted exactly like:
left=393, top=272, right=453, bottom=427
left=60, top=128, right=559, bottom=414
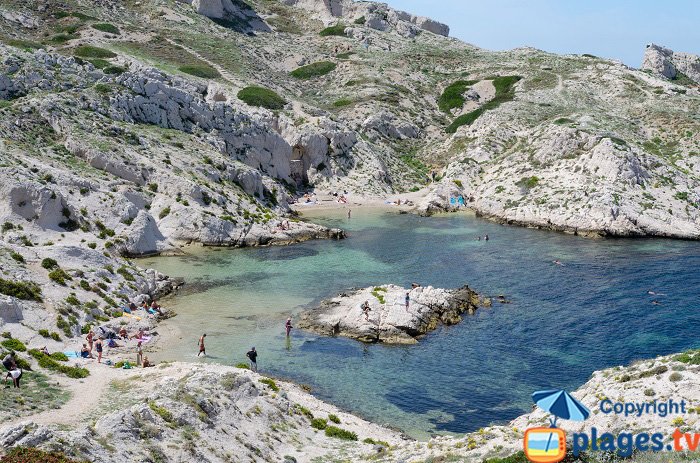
left=298, top=284, right=480, bottom=344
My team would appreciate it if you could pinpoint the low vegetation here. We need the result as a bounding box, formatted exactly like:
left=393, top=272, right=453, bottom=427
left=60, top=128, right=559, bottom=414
left=319, top=24, right=346, bottom=37
left=446, top=76, right=522, bottom=133
left=324, top=425, right=358, bottom=441
left=1, top=338, right=27, bottom=352
left=237, top=86, right=286, bottom=110
left=290, top=61, right=337, bottom=80
left=73, top=45, right=116, bottom=59
left=91, top=23, right=120, bottom=34
left=0, top=278, right=43, bottom=302
left=0, top=447, right=88, bottom=463
left=259, top=378, right=280, bottom=392
left=438, top=79, right=479, bottom=112
left=28, top=349, right=89, bottom=378
left=178, top=64, right=220, bottom=79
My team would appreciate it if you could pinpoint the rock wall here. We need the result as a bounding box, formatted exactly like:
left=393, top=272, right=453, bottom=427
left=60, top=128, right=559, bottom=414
left=642, top=43, right=700, bottom=84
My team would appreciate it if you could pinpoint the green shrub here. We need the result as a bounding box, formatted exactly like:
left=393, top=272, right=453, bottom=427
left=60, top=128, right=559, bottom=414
left=324, top=425, right=357, bottom=440
left=438, top=80, right=479, bottom=112
left=158, top=207, right=171, bottom=219
left=74, top=45, right=116, bottom=59
left=1, top=221, right=14, bottom=232
left=1, top=338, right=27, bottom=352
left=10, top=251, right=25, bottom=263
left=235, top=362, right=250, bottom=369
left=50, top=332, right=61, bottom=342
left=41, top=258, right=59, bottom=270
left=49, top=34, right=79, bottom=44
left=1, top=446, right=88, bottom=463
left=554, top=117, right=574, bottom=125
left=93, top=84, right=111, bottom=95
left=0, top=278, right=43, bottom=301
left=517, top=176, right=540, bottom=189
left=290, top=61, right=337, bottom=80
left=149, top=401, right=174, bottom=423
left=669, top=372, right=683, bottom=382
left=6, top=39, right=44, bottom=51
left=88, top=58, right=111, bottom=69
left=674, top=350, right=700, bottom=365
left=353, top=16, right=366, bottom=25
left=319, top=24, right=346, bottom=37
left=259, top=378, right=280, bottom=392
left=295, top=404, right=313, bottom=420
left=179, top=64, right=220, bottom=79
left=103, top=65, right=125, bottom=75
left=311, top=418, right=327, bottom=430
left=333, top=98, right=352, bottom=107
left=675, top=191, right=689, bottom=201
left=28, top=349, right=89, bottom=378
left=92, top=23, right=120, bottom=34
left=363, top=437, right=389, bottom=447
left=328, top=413, right=340, bottom=424
left=49, top=268, right=72, bottom=285
left=117, top=266, right=136, bottom=281
left=446, top=75, right=521, bottom=133
left=453, top=179, right=463, bottom=188
left=38, top=329, right=50, bottom=338
left=237, top=86, right=286, bottom=110
left=50, top=352, right=69, bottom=362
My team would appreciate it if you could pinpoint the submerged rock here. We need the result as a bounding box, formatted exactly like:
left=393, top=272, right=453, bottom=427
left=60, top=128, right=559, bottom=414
left=298, top=284, right=479, bottom=344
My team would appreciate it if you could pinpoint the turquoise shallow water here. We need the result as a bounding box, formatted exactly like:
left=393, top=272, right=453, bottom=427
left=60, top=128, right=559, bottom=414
left=137, top=209, right=700, bottom=439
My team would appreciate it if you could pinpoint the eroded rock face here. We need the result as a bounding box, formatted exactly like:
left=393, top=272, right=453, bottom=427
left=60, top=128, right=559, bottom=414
left=281, top=0, right=449, bottom=36
left=298, top=284, right=480, bottom=344
left=642, top=43, right=700, bottom=84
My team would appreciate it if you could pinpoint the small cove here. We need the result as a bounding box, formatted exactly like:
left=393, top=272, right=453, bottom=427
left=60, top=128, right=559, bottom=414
left=137, top=209, right=700, bottom=440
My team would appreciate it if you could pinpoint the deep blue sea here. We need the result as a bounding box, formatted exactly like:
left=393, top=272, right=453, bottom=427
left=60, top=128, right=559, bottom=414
left=138, top=209, right=700, bottom=439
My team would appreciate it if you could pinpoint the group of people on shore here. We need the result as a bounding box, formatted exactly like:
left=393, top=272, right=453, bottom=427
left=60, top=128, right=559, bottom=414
left=78, top=300, right=163, bottom=367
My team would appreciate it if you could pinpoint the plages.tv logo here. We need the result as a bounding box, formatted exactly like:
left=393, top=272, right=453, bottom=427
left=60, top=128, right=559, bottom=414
left=523, top=389, right=591, bottom=463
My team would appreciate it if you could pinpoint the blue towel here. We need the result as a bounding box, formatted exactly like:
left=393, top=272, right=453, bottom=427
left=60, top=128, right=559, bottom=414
left=458, top=196, right=464, bottom=205
left=64, top=351, right=79, bottom=358
left=450, top=197, right=456, bottom=205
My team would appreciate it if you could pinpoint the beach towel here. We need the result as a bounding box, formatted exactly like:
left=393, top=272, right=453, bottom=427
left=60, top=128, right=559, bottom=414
left=458, top=196, right=464, bottom=206
left=137, top=335, right=153, bottom=344
left=123, top=312, right=142, bottom=321
left=64, top=351, right=79, bottom=359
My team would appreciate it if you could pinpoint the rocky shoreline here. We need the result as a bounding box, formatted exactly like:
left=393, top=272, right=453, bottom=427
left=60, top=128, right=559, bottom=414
left=297, top=284, right=481, bottom=344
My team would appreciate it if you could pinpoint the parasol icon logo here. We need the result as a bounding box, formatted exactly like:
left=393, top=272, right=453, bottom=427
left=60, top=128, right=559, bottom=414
left=524, top=390, right=591, bottom=463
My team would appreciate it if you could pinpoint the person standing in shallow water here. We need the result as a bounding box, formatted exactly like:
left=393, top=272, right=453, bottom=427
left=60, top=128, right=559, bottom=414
left=198, top=334, right=206, bottom=357
left=247, top=347, right=258, bottom=372
left=285, top=317, right=293, bottom=337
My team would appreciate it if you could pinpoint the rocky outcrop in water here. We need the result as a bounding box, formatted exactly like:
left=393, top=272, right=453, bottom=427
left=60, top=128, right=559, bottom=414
left=298, top=284, right=480, bottom=344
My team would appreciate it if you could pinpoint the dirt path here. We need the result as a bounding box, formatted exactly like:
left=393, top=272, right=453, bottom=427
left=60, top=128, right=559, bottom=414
left=164, top=37, right=241, bottom=87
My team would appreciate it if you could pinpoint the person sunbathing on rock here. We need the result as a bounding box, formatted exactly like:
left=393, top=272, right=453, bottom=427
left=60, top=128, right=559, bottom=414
left=118, top=327, right=128, bottom=339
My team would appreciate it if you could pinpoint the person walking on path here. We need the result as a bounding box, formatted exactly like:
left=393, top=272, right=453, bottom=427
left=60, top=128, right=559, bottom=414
left=95, top=337, right=103, bottom=363
left=247, top=347, right=258, bottom=372
left=285, top=318, right=293, bottom=337
left=198, top=334, right=207, bottom=357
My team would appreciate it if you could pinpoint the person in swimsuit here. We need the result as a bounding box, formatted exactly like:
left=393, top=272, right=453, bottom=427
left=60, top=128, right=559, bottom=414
left=405, top=292, right=410, bottom=310
left=80, top=344, right=93, bottom=359
left=86, top=330, right=95, bottom=354
left=95, top=337, right=103, bottom=363
left=137, top=341, right=143, bottom=367
left=198, top=334, right=207, bottom=357
left=285, top=318, right=293, bottom=337
left=361, top=301, right=371, bottom=321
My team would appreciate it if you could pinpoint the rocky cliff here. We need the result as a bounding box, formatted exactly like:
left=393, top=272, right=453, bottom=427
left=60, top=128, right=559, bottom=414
left=642, top=43, right=700, bottom=85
